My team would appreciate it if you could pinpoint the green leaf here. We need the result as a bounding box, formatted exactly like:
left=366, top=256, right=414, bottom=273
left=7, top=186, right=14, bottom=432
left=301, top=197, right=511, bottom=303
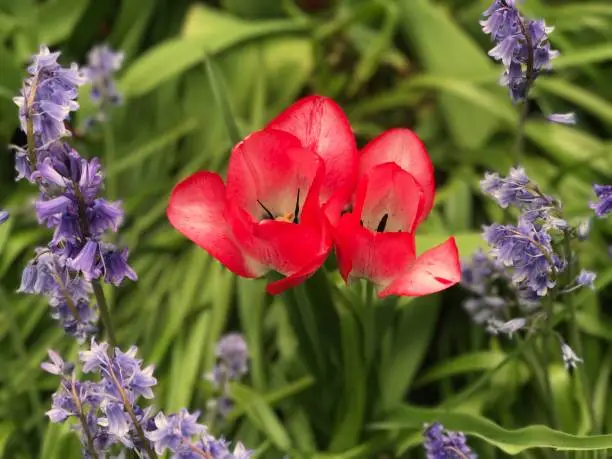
left=181, top=4, right=307, bottom=46
left=229, top=383, right=293, bottom=451
left=576, top=312, right=612, bottom=342
left=415, top=231, right=486, bottom=258
left=106, top=118, right=198, bottom=177
left=329, top=300, right=366, bottom=451
left=415, top=351, right=508, bottom=387
left=0, top=422, right=14, bottom=458
left=36, top=0, right=89, bottom=44
left=120, top=38, right=207, bottom=97
left=398, top=0, right=498, bottom=150
left=205, top=57, right=243, bottom=145
left=537, top=77, right=612, bottom=126
left=378, top=296, right=440, bottom=412
left=227, top=376, right=315, bottom=422
left=555, top=44, right=612, bottom=70
left=375, top=404, right=612, bottom=454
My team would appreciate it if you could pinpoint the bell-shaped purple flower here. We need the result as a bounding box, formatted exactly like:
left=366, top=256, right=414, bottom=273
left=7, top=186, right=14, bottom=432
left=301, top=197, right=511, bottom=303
left=591, top=184, right=612, bottom=217
left=100, top=245, right=137, bottom=286
left=69, top=240, right=100, bottom=279
left=88, top=199, right=124, bottom=235
left=36, top=195, right=73, bottom=224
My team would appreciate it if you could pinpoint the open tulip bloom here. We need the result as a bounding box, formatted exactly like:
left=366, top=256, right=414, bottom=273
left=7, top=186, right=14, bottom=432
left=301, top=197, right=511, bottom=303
left=167, top=96, right=460, bottom=297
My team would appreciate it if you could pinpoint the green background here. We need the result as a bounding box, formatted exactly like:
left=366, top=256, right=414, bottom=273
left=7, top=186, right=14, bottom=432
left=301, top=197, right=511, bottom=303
left=2, top=0, right=612, bottom=457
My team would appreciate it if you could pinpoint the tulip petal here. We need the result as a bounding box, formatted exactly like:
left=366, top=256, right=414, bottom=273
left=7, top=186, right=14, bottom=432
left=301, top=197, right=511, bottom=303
left=227, top=156, right=331, bottom=293
left=267, top=95, right=358, bottom=205
left=359, top=128, right=434, bottom=225
left=334, top=213, right=416, bottom=288
left=226, top=129, right=319, bottom=220
left=379, top=237, right=461, bottom=297
left=266, top=249, right=330, bottom=295
left=167, top=171, right=265, bottom=278
left=354, top=163, right=424, bottom=234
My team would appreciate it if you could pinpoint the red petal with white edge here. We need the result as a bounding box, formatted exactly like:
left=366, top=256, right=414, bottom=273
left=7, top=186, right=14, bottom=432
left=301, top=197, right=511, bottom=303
left=379, top=237, right=461, bottom=298
left=167, top=171, right=265, bottom=278
left=354, top=162, right=424, bottom=234
left=359, top=128, right=435, bottom=225
left=267, top=95, right=358, bottom=205
left=333, top=213, right=416, bottom=289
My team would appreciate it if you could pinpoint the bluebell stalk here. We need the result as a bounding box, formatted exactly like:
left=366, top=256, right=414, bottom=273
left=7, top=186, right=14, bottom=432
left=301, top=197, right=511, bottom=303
left=0, top=210, right=8, bottom=224
left=481, top=1, right=572, bottom=154
left=206, top=333, right=249, bottom=420
left=43, top=342, right=252, bottom=459
left=423, top=423, right=476, bottom=459
left=481, top=0, right=557, bottom=102
left=13, top=46, right=135, bottom=344
left=467, top=167, right=596, bottom=375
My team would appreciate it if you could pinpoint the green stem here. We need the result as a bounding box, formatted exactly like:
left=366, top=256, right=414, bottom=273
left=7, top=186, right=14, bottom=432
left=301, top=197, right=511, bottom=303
left=92, top=280, right=117, bottom=347
left=563, top=234, right=597, bottom=433
left=542, top=296, right=561, bottom=430
left=514, top=99, right=529, bottom=162
left=103, top=116, right=117, bottom=200
left=514, top=15, right=536, bottom=162
left=445, top=334, right=535, bottom=408
left=362, top=281, right=376, bottom=368
left=516, top=334, right=557, bottom=426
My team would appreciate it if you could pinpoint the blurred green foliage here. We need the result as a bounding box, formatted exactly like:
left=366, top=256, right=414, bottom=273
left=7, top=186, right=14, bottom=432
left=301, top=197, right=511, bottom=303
left=2, top=0, right=612, bottom=457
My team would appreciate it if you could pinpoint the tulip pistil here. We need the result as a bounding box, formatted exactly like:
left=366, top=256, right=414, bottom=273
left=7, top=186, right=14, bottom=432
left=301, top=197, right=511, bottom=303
left=257, top=189, right=301, bottom=224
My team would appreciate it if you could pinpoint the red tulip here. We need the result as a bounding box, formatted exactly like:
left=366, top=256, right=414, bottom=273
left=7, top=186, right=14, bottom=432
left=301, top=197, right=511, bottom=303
left=167, top=96, right=358, bottom=294
left=333, top=128, right=461, bottom=297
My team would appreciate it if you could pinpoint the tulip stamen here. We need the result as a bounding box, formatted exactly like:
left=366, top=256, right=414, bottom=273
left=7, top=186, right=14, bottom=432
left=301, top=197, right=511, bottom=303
left=292, top=189, right=300, bottom=224
left=376, top=214, right=389, bottom=232
left=257, top=200, right=274, bottom=220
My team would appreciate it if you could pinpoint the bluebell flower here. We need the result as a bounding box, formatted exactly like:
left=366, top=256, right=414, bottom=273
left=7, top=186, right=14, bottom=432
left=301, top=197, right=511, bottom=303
left=591, top=184, right=612, bottom=217
left=461, top=250, right=511, bottom=324
left=577, top=220, right=590, bottom=241
left=216, top=333, right=249, bottom=380
left=480, top=167, right=557, bottom=217
left=486, top=317, right=527, bottom=338
left=44, top=342, right=251, bottom=458
left=40, top=349, right=74, bottom=376
left=0, top=210, right=8, bottom=224
left=423, top=422, right=476, bottom=459
left=100, top=245, right=138, bottom=286
left=206, top=333, right=249, bottom=420
left=146, top=410, right=207, bottom=455
left=562, top=269, right=597, bottom=294
left=547, top=112, right=577, bottom=125
left=560, top=342, right=583, bottom=369
left=18, top=250, right=97, bottom=341
left=83, top=45, right=124, bottom=107
left=481, top=0, right=558, bottom=103
left=484, top=217, right=565, bottom=296
left=13, top=46, right=85, bottom=147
